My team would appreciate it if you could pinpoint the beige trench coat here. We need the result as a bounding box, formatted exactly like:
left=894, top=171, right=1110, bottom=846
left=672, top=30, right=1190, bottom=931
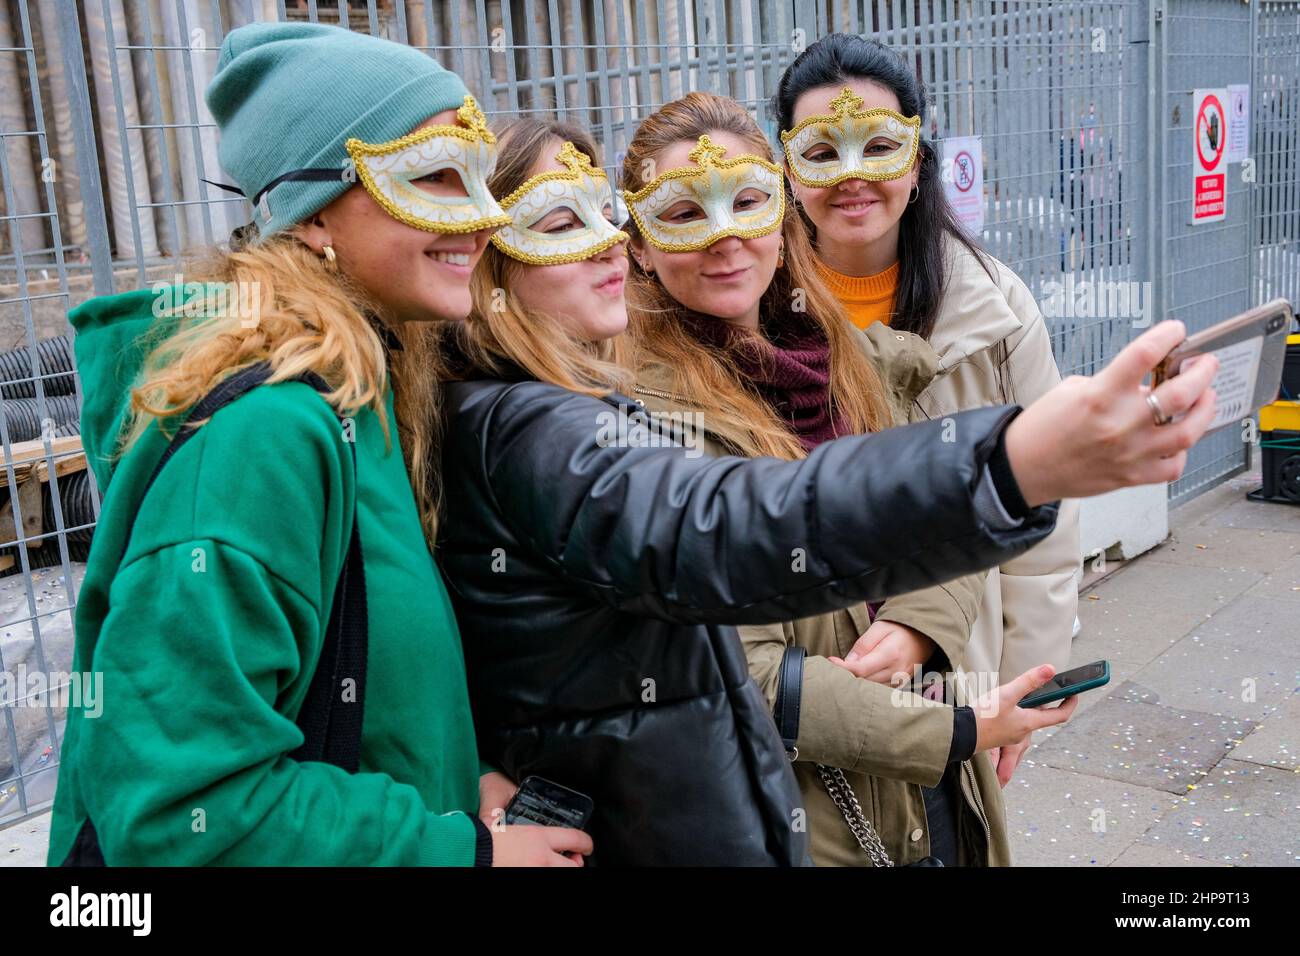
left=633, top=321, right=1011, bottom=866
left=915, top=238, right=1082, bottom=687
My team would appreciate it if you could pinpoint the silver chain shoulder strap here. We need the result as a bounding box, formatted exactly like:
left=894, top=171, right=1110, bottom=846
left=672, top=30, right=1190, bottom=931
left=815, top=764, right=895, bottom=867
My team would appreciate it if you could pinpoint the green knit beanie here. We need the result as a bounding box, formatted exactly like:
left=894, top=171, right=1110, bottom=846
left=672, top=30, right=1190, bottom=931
left=205, top=21, right=471, bottom=239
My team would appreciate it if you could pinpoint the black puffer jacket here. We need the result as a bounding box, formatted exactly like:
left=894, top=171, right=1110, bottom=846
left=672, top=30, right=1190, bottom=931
left=438, top=377, right=1058, bottom=866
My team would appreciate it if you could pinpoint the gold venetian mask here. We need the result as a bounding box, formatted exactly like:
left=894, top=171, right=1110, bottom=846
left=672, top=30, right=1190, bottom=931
left=623, top=135, right=785, bottom=253
left=490, top=141, right=629, bottom=264
left=781, top=87, right=921, bottom=188
left=345, top=95, right=512, bottom=234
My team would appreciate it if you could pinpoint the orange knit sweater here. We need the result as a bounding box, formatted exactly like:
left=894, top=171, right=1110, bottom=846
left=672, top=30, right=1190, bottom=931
left=814, top=258, right=899, bottom=330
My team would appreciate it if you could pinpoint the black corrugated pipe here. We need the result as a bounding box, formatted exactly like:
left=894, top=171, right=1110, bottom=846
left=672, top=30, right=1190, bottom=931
left=0, top=334, right=76, bottom=399
left=0, top=469, right=95, bottom=576
left=0, top=394, right=81, bottom=442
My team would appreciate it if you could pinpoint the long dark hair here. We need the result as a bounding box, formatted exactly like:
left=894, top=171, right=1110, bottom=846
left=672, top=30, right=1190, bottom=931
left=771, top=33, right=993, bottom=340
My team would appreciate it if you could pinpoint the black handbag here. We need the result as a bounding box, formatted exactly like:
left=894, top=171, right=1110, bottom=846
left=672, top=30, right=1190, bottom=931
left=774, top=646, right=943, bottom=867
left=61, top=362, right=368, bottom=866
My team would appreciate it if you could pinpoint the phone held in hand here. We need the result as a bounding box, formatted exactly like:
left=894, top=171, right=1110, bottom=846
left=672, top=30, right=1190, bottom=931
left=1017, top=660, right=1111, bottom=709
left=1151, top=298, right=1294, bottom=432
left=503, top=775, right=594, bottom=830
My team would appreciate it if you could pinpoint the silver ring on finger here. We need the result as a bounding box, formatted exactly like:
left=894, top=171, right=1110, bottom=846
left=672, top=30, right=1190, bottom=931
left=1146, top=391, right=1172, bottom=426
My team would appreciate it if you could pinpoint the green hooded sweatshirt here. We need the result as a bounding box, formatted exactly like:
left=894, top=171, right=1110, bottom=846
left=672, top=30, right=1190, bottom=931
left=46, top=287, right=482, bottom=865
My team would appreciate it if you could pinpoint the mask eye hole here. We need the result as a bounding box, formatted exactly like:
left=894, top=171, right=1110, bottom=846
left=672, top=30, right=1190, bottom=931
left=410, top=167, right=468, bottom=198
left=529, top=205, right=583, bottom=234
left=657, top=200, right=706, bottom=224
left=733, top=188, right=770, bottom=212
left=802, top=143, right=839, bottom=164
left=864, top=136, right=903, bottom=156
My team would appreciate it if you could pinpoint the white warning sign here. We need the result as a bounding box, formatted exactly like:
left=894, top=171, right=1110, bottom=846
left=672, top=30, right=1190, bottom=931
left=1205, top=336, right=1262, bottom=431
left=1226, top=84, right=1250, bottom=164
left=942, top=136, right=984, bottom=238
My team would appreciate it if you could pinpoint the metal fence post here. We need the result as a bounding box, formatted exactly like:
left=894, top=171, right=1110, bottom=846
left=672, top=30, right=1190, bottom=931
left=1149, top=0, right=1166, bottom=333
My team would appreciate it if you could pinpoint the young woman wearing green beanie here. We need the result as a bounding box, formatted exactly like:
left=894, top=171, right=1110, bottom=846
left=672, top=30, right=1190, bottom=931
left=47, top=21, right=590, bottom=867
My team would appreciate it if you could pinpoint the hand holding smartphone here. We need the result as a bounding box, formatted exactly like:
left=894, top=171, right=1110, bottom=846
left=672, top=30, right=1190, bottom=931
left=1017, top=660, right=1111, bottom=708
left=503, top=775, right=594, bottom=830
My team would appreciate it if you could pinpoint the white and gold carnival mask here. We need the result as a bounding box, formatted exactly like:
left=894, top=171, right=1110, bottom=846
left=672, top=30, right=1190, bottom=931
left=781, top=87, right=921, bottom=188
left=345, top=95, right=512, bottom=234
left=490, top=141, right=629, bottom=264
left=622, top=135, right=785, bottom=253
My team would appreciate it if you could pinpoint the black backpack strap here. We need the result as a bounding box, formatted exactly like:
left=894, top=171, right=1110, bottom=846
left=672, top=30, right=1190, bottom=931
left=62, top=363, right=367, bottom=866
left=147, top=362, right=367, bottom=769
left=286, top=508, right=367, bottom=771
left=773, top=646, right=806, bottom=759
left=140, top=362, right=280, bottom=494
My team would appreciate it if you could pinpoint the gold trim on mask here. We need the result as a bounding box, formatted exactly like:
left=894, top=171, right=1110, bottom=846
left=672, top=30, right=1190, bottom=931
left=345, top=95, right=512, bottom=234
left=622, top=135, right=785, bottom=253
left=780, top=87, right=921, bottom=188
left=490, top=141, right=630, bottom=265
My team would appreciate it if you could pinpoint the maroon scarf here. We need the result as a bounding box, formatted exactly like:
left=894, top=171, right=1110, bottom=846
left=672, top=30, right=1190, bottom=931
left=680, top=309, right=848, bottom=452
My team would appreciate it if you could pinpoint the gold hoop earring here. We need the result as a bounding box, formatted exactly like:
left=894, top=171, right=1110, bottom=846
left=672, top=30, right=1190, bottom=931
left=908, top=185, right=920, bottom=204
left=322, top=244, right=338, bottom=270
left=776, top=241, right=786, bottom=269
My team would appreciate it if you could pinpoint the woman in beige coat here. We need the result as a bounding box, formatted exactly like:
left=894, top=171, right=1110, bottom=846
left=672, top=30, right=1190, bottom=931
left=774, top=34, right=1082, bottom=788
left=636, top=326, right=1044, bottom=865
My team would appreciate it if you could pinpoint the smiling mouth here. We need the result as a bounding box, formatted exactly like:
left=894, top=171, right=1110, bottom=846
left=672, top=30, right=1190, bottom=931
left=833, top=198, right=878, bottom=211
left=596, top=274, right=625, bottom=293
left=426, top=250, right=473, bottom=266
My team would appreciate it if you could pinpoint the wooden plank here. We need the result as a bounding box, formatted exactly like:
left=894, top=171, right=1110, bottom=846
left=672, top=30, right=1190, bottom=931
left=45, top=451, right=87, bottom=482
left=0, top=436, right=85, bottom=483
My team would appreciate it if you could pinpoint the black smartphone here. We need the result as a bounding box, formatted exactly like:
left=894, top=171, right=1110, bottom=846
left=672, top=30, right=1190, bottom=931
left=503, top=775, right=594, bottom=830
left=1017, top=660, right=1111, bottom=709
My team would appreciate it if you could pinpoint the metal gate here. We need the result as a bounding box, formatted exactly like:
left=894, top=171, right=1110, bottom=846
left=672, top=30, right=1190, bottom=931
left=1, top=0, right=1298, bottom=832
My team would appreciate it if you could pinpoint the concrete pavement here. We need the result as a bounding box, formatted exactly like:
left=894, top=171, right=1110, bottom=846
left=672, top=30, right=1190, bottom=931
left=1004, top=471, right=1300, bottom=866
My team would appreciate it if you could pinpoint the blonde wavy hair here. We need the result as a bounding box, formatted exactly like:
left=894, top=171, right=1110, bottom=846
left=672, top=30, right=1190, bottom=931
left=122, top=233, right=445, bottom=541
left=621, top=91, right=888, bottom=459
left=450, top=118, right=630, bottom=397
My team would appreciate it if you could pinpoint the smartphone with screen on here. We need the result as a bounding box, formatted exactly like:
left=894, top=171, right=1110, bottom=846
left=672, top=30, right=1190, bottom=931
left=503, top=775, right=594, bottom=830
left=1017, top=660, right=1111, bottom=709
left=1151, top=298, right=1294, bottom=432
